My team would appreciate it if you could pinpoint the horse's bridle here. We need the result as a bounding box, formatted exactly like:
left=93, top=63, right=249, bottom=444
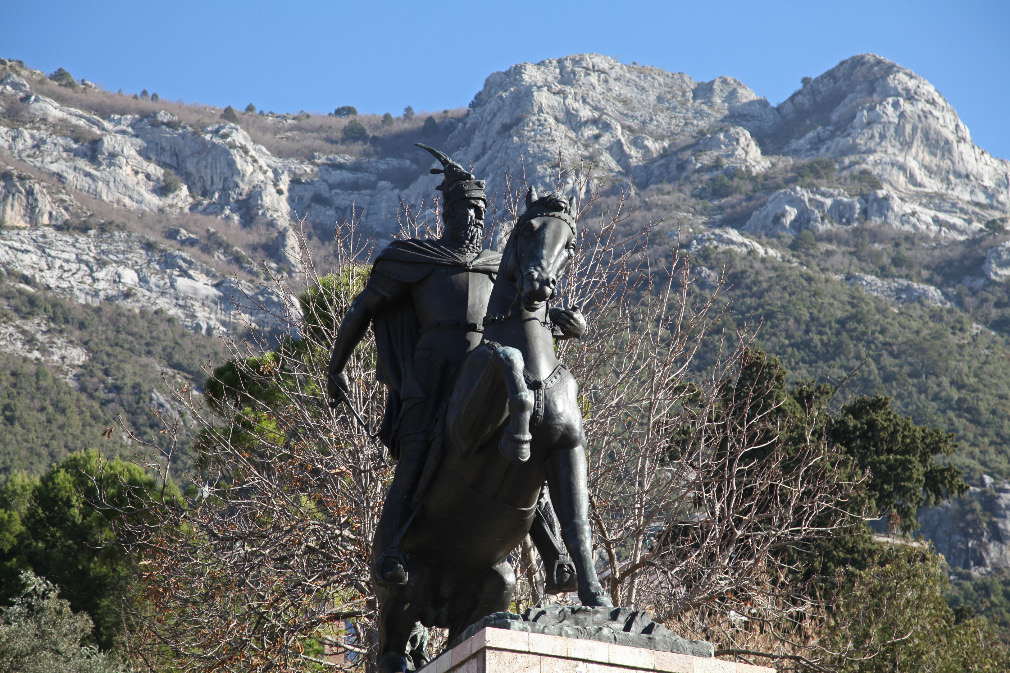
left=482, top=210, right=577, bottom=327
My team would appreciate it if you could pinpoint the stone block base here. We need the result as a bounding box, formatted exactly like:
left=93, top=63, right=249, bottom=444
left=422, top=627, right=773, bottom=673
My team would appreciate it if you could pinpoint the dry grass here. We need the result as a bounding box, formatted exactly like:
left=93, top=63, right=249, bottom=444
left=3, top=63, right=465, bottom=161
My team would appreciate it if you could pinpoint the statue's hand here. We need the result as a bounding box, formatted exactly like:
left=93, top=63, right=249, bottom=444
left=549, top=305, right=587, bottom=339
left=327, top=370, right=350, bottom=407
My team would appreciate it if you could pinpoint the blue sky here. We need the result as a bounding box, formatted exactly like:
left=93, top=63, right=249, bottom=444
left=4, top=0, right=1008, bottom=158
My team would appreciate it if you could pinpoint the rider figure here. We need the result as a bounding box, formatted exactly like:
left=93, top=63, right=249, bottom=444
left=328, top=144, right=586, bottom=586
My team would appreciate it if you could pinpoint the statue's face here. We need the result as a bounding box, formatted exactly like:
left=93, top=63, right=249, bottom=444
left=443, top=199, right=486, bottom=251
left=446, top=200, right=485, bottom=232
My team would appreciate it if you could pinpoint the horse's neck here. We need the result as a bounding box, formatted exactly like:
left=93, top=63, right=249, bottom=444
left=484, top=275, right=559, bottom=379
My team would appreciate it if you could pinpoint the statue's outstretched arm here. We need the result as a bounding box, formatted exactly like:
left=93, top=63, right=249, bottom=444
left=327, top=286, right=386, bottom=400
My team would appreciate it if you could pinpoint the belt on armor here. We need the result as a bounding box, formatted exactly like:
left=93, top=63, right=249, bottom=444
left=420, top=320, right=483, bottom=333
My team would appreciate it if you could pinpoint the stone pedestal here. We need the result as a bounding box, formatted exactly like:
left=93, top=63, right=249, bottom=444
left=422, top=627, right=773, bottom=673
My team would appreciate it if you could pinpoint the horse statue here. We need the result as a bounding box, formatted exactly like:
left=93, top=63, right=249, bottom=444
left=374, top=188, right=612, bottom=673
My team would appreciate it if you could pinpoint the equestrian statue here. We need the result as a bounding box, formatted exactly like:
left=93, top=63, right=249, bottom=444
left=328, top=144, right=611, bottom=673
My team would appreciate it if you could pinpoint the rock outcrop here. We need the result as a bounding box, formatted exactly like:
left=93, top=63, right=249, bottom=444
left=846, top=273, right=951, bottom=308
left=688, top=228, right=782, bottom=259
left=0, top=313, right=88, bottom=383
left=742, top=185, right=980, bottom=238
left=743, top=186, right=861, bottom=236
left=2, top=52, right=1009, bottom=340
left=0, top=168, right=74, bottom=227
left=772, top=54, right=1010, bottom=214
left=418, top=53, right=778, bottom=201
left=0, top=227, right=291, bottom=336
left=919, top=477, right=1010, bottom=570
left=982, top=241, right=1010, bottom=282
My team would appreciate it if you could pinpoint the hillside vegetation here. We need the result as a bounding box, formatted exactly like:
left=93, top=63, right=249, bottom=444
left=0, top=270, right=226, bottom=479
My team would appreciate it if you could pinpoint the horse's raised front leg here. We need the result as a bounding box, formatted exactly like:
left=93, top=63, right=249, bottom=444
left=546, top=444, right=613, bottom=607
left=448, top=345, right=534, bottom=462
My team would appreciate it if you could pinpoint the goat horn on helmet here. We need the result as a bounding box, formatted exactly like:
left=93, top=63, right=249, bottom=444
left=415, top=142, right=486, bottom=207
left=526, top=186, right=538, bottom=208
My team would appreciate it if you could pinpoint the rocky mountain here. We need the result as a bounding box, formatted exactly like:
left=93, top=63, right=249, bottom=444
left=3, top=53, right=1008, bottom=266
left=3, top=53, right=1010, bottom=578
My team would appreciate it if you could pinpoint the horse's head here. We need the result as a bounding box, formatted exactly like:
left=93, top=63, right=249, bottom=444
left=509, top=187, right=578, bottom=312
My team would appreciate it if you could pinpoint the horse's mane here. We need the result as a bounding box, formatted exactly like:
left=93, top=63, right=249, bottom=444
left=502, top=191, right=576, bottom=252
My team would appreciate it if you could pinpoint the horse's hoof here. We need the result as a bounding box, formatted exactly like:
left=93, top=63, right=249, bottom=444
left=499, top=434, right=532, bottom=462
left=579, top=585, right=614, bottom=607
left=379, top=653, right=409, bottom=673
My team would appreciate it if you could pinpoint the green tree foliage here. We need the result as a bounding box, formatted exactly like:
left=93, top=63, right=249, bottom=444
left=948, top=566, right=1010, bottom=641
left=829, top=395, right=966, bottom=530
left=729, top=348, right=964, bottom=529
left=795, top=157, right=836, bottom=185
left=849, top=168, right=883, bottom=193
left=202, top=268, right=368, bottom=461
left=693, top=253, right=1010, bottom=482
left=131, top=266, right=380, bottom=670
left=221, top=105, right=239, bottom=123
left=0, top=571, right=125, bottom=673
left=244, top=102, right=256, bottom=114
left=333, top=105, right=357, bottom=117
left=160, top=166, right=182, bottom=195
left=0, top=451, right=175, bottom=651
left=789, top=229, right=819, bottom=256
left=340, top=119, right=369, bottom=143
left=402, top=105, right=415, bottom=120
left=827, top=544, right=1010, bottom=672
left=140, top=89, right=149, bottom=100
left=421, top=115, right=439, bottom=136
left=717, top=348, right=966, bottom=588
left=381, top=112, right=394, bottom=126
left=984, top=217, right=1008, bottom=237
left=150, top=92, right=159, bottom=103
left=48, top=67, right=77, bottom=88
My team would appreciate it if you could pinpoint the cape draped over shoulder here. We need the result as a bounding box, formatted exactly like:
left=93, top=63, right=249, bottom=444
left=369, top=240, right=502, bottom=454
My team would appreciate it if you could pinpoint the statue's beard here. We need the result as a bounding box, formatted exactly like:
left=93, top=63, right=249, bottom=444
left=443, top=218, right=484, bottom=255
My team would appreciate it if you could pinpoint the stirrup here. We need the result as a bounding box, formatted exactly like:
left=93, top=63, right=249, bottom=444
left=373, top=552, right=408, bottom=586
left=545, top=557, right=577, bottom=595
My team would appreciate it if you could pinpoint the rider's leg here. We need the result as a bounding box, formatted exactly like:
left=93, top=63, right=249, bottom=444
left=373, top=433, right=428, bottom=585
left=376, top=585, right=420, bottom=673
left=545, top=444, right=613, bottom=607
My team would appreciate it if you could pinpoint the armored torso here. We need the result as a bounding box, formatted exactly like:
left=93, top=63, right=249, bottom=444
left=411, top=263, right=494, bottom=362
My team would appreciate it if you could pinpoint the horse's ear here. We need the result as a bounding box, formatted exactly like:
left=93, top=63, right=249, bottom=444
left=526, top=186, right=538, bottom=208
left=567, top=193, right=577, bottom=217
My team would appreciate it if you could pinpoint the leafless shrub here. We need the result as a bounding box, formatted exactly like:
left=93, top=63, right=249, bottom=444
left=107, top=216, right=384, bottom=672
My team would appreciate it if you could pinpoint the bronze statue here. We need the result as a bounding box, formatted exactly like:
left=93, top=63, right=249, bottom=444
left=328, top=146, right=610, bottom=673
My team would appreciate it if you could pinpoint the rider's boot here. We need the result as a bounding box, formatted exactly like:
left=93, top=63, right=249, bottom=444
left=375, top=552, right=408, bottom=586
left=530, top=485, right=579, bottom=594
